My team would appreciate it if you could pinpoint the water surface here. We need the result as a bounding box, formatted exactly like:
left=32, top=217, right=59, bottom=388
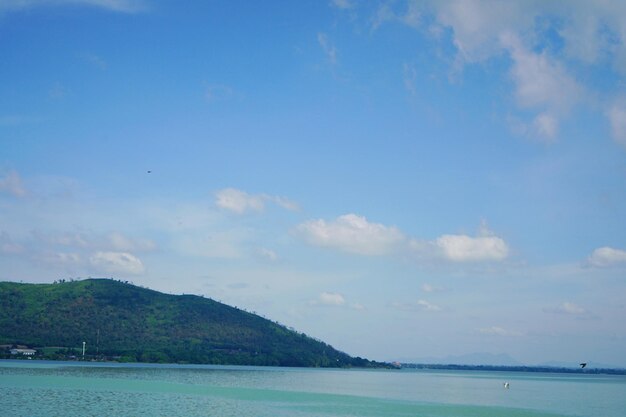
left=1, top=361, right=624, bottom=416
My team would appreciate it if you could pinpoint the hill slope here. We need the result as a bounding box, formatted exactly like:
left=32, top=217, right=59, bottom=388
left=0, top=279, right=375, bottom=367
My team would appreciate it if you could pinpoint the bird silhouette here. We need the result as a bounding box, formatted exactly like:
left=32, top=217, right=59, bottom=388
left=580, top=363, right=587, bottom=369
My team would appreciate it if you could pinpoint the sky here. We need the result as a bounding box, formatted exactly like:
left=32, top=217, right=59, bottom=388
left=1, top=0, right=626, bottom=367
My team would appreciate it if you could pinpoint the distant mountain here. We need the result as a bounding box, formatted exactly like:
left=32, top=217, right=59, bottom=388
left=396, top=352, right=522, bottom=366
left=0, top=279, right=379, bottom=367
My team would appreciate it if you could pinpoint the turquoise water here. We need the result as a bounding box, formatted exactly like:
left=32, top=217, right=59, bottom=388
left=1, top=361, right=625, bottom=416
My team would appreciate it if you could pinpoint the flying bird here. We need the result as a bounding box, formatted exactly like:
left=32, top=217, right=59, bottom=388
left=580, top=363, right=587, bottom=369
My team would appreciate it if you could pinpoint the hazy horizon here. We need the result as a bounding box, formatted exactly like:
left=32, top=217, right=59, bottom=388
left=1, top=1, right=625, bottom=367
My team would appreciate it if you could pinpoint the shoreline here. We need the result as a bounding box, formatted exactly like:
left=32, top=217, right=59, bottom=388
left=3, top=358, right=626, bottom=375
left=400, top=362, right=626, bottom=375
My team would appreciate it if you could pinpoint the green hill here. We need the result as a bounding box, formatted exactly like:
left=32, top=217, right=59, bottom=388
left=0, top=279, right=377, bottom=367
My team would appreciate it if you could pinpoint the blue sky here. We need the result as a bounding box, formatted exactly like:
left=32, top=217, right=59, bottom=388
left=1, top=0, right=626, bottom=367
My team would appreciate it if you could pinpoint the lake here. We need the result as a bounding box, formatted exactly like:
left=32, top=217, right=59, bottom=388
left=1, top=360, right=625, bottom=416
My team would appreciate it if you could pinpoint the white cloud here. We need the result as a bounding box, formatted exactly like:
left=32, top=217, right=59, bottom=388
left=309, top=292, right=365, bottom=310
left=531, top=112, right=559, bottom=141
left=501, top=33, right=582, bottom=112
left=215, top=188, right=299, bottom=214
left=435, top=234, right=508, bottom=262
left=39, top=251, right=82, bottom=267
left=391, top=299, right=442, bottom=312
left=215, top=188, right=265, bottom=214
left=0, top=0, right=146, bottom=13
left=560, top=302, right=586, bottom=315
left=0, top=170, right=26, bottom=197
left=422, top=0, right=588, bottom=107
left=297, top=214, right=405, bottom=256
left=348, top=1, right=626, bottom=147
left=298, top=214, right=509, bottom=263
left=478, top=326, right=522, bottom=337
left=270, top=195, right=300, bottom=212
left=433, top=0, right=531, bottom=63
left=415, top=299, right=441, bottom=312
left=318, top=33, right=338, bottom=65
left=587, top=246, right=626, bottom=268
left=371, top=3, right=395, bottom=30
left=313, top=292, right=346, bottom=306
left=553, top=1, right=626, bottom=70
left=370, top=1, right=421, bottom=31
left=497, top=33, right=583, bottom=142
left=401, top=1, right=421, bottom=28
left=258, top=247, right=278, bottom=261
left=544, top=302, right=588, bottom=316
left=331, top=0, right=353, bottom=10
left=373, top=1, right=606, bottom=143
left=46, top=232, right=90, bottom=248
left=558, top=11, right=605, bottom=65
left=507, top=113, right=559, bottom=142
left=422, top=283, right=444, bottom=293
left=89, top=251, right=145, bottom=275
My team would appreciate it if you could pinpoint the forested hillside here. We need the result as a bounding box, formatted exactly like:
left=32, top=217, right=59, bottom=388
left=0, top=279, right=376, bottom=367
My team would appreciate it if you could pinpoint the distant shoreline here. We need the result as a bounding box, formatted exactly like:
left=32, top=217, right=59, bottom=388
left=3, top=358, right=625, bottom=375
left=0, top=356, right=393, bottom=369
left=400, top=363, right=626, bottom=375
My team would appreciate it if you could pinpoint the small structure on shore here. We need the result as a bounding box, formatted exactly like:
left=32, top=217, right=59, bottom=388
left=10, top=348, right=37, bottom=356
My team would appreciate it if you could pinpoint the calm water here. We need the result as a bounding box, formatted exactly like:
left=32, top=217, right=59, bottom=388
left=1, top=361, right=625, bottom=417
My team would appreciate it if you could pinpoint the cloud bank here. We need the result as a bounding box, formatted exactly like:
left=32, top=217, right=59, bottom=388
left=315, top=292, right=346, bottom=306
left=362, top=0, right=626, bottom=147
left=543, top=302, right=591, bottom=318
left=89, top=251, right=145, bottom=275
left=435, top=233, right=508, bottom=262
left=587, top=246, right=626, bottom=268
left=297, top=214, right=405, bottom=256
left=297, top=213, right=509, bottom=263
